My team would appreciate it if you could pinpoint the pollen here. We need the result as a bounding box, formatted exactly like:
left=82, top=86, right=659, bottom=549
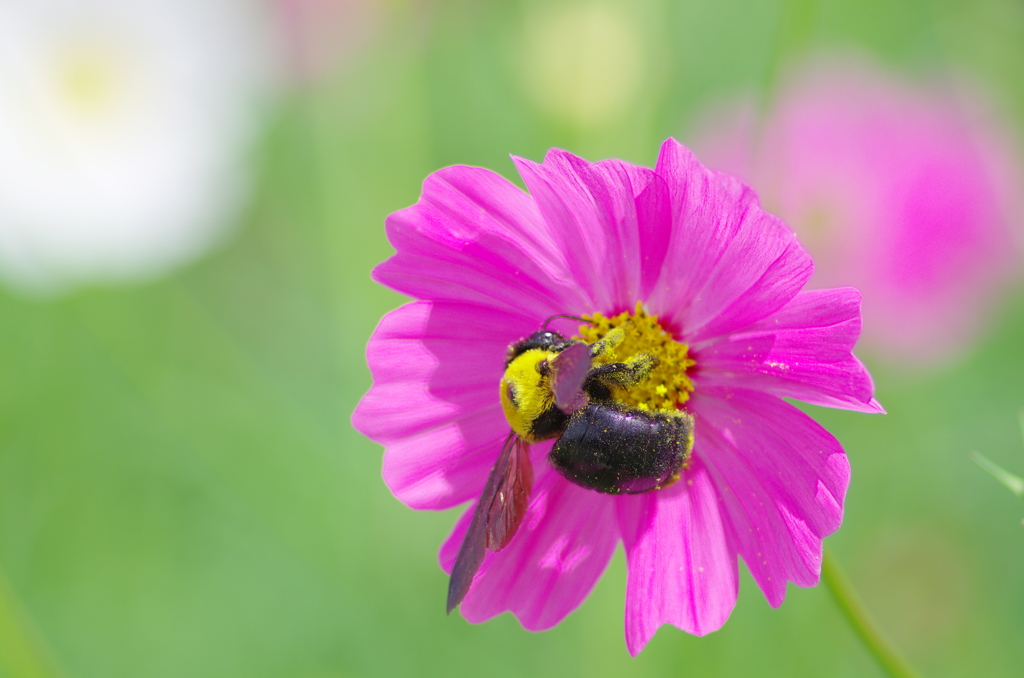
left=577, top=301, right=695, bottom=411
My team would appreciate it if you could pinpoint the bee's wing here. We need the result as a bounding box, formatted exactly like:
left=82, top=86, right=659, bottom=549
left=485, top=434, right=534, bottom=551
left=446, top=431, right=533, bottom=614
left=550, top=341, right=591, bottom=413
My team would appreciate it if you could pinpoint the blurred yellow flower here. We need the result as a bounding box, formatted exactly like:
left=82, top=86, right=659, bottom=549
left=518, top=2, right=646, bottom=130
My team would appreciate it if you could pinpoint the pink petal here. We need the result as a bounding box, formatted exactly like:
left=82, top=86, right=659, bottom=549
left=690, top=387, right=850, bottom=607
left=440, top=459, right=619, bottom=631
left=512, top=150, right=672, bottom=313
left=694, top=287, right=882, bottom=413
left=649, top=138, right=813, bottom=342
left=353, top=300, right=542, bottom=510
left=617, top=457, right=738, bottom=655
left=378, top=405, right=508, bottom=510
left=374, top=164, right=589, bottom=317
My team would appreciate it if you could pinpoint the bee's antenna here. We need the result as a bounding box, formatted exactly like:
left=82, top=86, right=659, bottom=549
left=541, top=314, right=589, bottom=330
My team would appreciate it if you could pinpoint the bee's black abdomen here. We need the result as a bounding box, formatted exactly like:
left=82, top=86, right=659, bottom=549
left=529, top=405, right=569, bottom=442
left=549, top=403, right=693, bottom=494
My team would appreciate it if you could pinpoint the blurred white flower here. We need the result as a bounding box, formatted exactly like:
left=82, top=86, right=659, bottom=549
left=0, top=0, right=273, bottom=293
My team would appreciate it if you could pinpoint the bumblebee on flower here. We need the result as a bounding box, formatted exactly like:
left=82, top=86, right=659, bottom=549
left=353, top=138, right=879, bottom=654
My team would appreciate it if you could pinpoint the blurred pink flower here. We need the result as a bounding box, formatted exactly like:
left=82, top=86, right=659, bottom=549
left=353, top=139, right=879, bottom=653
left=277, top=0, right=380, bottom=80
left=692, top=56, right=1023, bottom=365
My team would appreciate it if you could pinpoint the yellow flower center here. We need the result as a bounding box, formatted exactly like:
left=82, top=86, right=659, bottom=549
left=54, top=42, right=126, bottom=120
left=577, top=302, right=695, bottom=411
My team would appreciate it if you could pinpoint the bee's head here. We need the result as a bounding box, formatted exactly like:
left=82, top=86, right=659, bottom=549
left=504, top=330, right=570, bottom=368
left=500, top=320, right=588, bottom=442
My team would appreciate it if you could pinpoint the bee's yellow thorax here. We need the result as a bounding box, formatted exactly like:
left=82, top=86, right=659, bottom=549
left=499, top=349, right=556, bottom=443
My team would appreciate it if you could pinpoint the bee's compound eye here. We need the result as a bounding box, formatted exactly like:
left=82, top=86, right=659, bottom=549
left=505, top=382, right=518, bottom=407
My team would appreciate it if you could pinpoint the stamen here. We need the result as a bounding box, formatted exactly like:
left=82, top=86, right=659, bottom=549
left=577, top=301, right=695, bottom=411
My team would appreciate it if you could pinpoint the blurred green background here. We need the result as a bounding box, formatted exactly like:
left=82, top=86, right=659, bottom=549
left=3, top=0, right=1024, bottom=676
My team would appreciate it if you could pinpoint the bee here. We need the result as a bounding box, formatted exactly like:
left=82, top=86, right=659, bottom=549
left=446, top=316, right=695, bottom=613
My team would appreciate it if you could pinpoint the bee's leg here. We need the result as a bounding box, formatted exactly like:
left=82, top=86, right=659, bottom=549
left=588, top=327, right=624, bottom=360
left=586, top=353, right=656, bottom=390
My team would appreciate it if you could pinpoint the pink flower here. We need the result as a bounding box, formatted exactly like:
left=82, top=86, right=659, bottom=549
left=352, top=138, right=879, bottom=654
left=692, top=56, right=1023, bottom=365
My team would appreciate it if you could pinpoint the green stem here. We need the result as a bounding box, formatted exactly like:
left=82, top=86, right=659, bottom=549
left=821, top=548, right=921, bottom=678
left=0, top=567, right=63, bottom=678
